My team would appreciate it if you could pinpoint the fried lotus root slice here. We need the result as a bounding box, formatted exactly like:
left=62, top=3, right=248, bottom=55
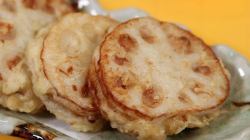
left=99, top=17, right=229, bottom=118
left=41, top=13, right=118, bottom=115
left=22, top=0, right=76, bottom=17
left=94, top=17, right=229, bottom=139
left=37, top=13, right=117, bottom=131
left=0, top=0, right=75, bottom=113
left=26, top=25, right=105, bottom=132
left=90, top=49, right=221, bottom=140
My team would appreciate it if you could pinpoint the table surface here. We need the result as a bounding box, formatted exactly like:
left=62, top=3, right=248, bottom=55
left=100, top=0, right=250, bottom=60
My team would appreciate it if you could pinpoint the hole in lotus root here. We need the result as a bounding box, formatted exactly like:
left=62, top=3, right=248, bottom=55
left=142, top=87, right=163, bottom=108
left=7, top=56, right=21, bottom=70
left=139, top=27, right=155, bottom=44
left=114, top=55, right=128, bottom=65
left=193, top=65, right=211, bottom=75
left=168, top=35, right=192, bottom=54
left=0, top=22, right=15, bottom=40
left=118, top=34, right=137, bottom=52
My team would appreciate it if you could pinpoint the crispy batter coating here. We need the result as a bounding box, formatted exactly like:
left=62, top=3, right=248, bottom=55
left=26, top=13, right=118, bottom=132
left=89, top=17, right=229, bottom=140
left=0, top=0, right=75, bottom=113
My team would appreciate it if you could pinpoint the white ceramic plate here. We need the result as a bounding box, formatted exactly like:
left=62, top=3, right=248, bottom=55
left=1, top=1, right=250, bottom=140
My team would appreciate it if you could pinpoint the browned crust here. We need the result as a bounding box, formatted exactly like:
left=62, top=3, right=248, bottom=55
left=0, top=21, right=15, bottom=40
left=98, top=66, right=153, bottom=120
left=90, top=41, right=152, bottom=120
left=97, top=17, right=230, bottom=119
left=7, top=55, right=22, bottom=70
left=39, top=14, right=118, bottom=118
left=22, top=0, right=77, bottom=15
left=88, top=58, right=140, bottom=121
left=0, top=0, right=77, bottom=113
left=40, top=34, right=98, bottom=116
left=170, top=22, right=230, bottom=108
left=0, top=73, right=3, bottom=80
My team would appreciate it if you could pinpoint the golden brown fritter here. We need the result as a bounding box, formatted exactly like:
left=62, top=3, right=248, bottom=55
left=89, top=17, right=229, bottom=140
left=0, top=0, right=75, bottom=113
left=26, top=13, right=118, bottom=132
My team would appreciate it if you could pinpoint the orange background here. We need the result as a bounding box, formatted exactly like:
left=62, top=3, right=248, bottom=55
left=100, top=0, right=250, bottom=60
left=0, top=135, right=23, bottom=140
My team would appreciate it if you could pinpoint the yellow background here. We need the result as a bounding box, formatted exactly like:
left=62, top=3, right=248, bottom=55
left=100, top=0, right=250, bottom=60
left=0, top=135, right=23, bottom=140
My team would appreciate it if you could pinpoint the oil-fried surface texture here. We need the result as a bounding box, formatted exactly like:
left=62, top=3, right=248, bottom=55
left=91, top=17, right=230, bottom=140
left=26, top=13, right=118, bottom=132
left=0, top=0, right=75, bottom=113
left=100, top=18, right=229, bottom=118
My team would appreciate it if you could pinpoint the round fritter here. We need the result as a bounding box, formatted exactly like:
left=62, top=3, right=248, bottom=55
left=0, top=0, right=75, bottom=113
left=91, top=17, right=230, bottom=139
left=26, top=25, right=105, bottom=132
left=89, top=45, right=221, bottom=140
left=27, top=13, right=118, bottom=132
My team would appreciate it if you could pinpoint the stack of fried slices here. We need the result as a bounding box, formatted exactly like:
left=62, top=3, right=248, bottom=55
left=0, top=0, right=75, bottom=113
left=0, top=1, right=230, bottom=139
left=88, top=18, right=229, bottom=139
